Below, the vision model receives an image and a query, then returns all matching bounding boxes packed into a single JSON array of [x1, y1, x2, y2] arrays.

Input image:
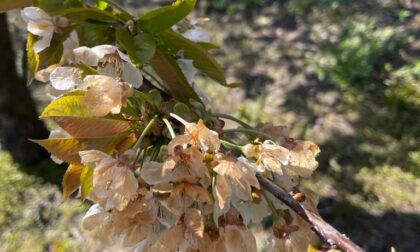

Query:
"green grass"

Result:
[[0, 151, 87, 252]]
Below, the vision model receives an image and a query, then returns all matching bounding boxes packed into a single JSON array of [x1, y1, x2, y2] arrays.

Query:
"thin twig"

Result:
[[256, 173, 365, 252]]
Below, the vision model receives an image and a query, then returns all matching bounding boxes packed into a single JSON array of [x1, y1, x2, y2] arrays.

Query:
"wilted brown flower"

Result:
[[166, 182, 213, 217], [141, 135, 210, 187], [213, 154, 260, 221], [79, 149, 138, 211]]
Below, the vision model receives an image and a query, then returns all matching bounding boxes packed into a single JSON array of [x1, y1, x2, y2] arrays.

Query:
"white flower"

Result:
[[182, 28, 211, 43], [62, 31, 79, 62], [73, 45, 143, 88], [49, 66, 82, 90], [21, 7, 68, 53]]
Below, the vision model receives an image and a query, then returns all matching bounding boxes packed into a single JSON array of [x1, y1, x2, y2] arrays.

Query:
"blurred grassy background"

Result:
[[1, 0, 419, 251]]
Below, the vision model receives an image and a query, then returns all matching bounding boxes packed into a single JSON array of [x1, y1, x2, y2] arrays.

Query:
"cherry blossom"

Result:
[[21, 7, 68, 53]]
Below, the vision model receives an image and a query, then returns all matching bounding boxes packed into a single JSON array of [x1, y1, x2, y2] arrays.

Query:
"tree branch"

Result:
[[256, 173, 365, 252]]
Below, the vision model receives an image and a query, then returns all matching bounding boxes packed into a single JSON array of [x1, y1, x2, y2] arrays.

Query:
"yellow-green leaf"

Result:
[[40, 91, 91, 118], [52, 117, 131, 138], [31, 132, 129, 165], [0, 0, 32, 12], [26, 33, 40, 85], [137, 0, 196, 35], [80, 166, 93, 201], [62, 164, 84, 202]]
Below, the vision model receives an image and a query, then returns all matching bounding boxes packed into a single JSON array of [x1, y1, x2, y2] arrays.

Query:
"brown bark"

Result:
[[256, 173, 365, 252]]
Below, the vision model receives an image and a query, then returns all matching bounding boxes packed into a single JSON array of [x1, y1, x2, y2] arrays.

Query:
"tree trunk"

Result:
[[0, 12, 50, 165]]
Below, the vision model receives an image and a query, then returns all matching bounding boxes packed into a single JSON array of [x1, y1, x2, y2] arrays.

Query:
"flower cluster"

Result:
[[22, 4, 325, 251], [76, 119, 321, 251], [34, 42, 141, 116]]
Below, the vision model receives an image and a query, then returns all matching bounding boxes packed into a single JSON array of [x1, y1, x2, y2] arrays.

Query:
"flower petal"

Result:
[[184, 208, 204, 238], [33, 30, 53, 53], [73, 46, 99, 66], [287, 141, 320, 177], [63, 31, 79, 62], [141, 161, 166, 185], [121, 62, 143, 88], [82, 203, 108, 230], [82, 75, 123, 116], [91, 45, 119, 60], [21, 7, 51, 22], [35, 64, 60, 82], [27, 19, 54, 36], [49, 67, 82, 90], [182, 28, 211, 43], [223, 225, 257, 252]]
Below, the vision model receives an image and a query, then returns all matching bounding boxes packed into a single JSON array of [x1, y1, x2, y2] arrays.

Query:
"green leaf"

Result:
[[148, 89, 162, 108], [137, 0, 196, 35], [62, 164, 84, 202], [35, 0, 64, 12], [76, 63, 99, 77], [53, 7, 122, 22], [0, 0, 32, 12], [78, 24, 115, 47], [173, 102, 197, 122], [31, 132, 129, 165], [149, 48, 200, 103], [159, 30, 238, 88], [196, 42, 219, 51], [80, 166, 93, 201], [51, 117, 131, 138], [116, 28, 156, 65], [40, 91, 91, 118], [26, 33, 39, 85]]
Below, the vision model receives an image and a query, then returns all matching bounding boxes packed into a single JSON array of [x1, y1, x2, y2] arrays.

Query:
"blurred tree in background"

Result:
[[0, 13, 64, 184], [0, 12, 49, 165]]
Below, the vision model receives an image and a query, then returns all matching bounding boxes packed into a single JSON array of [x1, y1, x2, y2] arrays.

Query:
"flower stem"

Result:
[[213, 113, 253, 129], [220, 139, 242, 152], [163, 118, 176, 139], [133, 116, 158, 164], [261, 189, 280, 221], [169, 113, 189, 126], [223, 127, 275, 140]]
